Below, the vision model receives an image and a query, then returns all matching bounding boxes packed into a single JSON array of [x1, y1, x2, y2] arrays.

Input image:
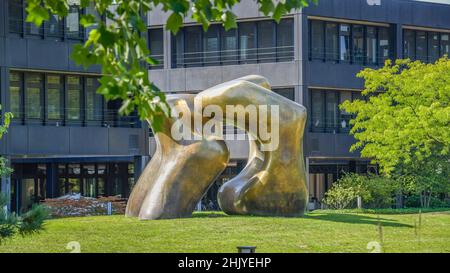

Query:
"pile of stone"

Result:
[[42, 194, 127, 218]]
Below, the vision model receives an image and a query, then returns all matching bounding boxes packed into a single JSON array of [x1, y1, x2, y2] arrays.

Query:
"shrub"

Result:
[[322, 182, 359, 209], [323, 173, 399, 209], [0, 193, 48, 244]]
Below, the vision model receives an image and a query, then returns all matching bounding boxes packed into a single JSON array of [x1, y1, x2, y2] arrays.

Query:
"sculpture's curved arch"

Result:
[[195, 76, 308, 216]]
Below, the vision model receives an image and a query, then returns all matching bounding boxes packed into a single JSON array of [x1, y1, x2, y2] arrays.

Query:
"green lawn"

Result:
[[1, 210, 449, 253]]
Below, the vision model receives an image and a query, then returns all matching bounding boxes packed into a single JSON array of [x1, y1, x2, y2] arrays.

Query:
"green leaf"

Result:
[[166, 12, 183, 34]]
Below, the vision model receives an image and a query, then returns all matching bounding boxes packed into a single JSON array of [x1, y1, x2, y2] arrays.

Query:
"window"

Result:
[[46, 75, 63, 122], [9, 72, 23, 120], [310, 89, 363, 133], [352, 25, 364, 64], [404, 29, 415, 59], [26, 20, 43, 36], [85, 1, 100, 39], [66, 76, 82, 122], [25, 73, 43, 122], [339, 24, 351, 63], [149, 28, 164, 69], [416, 31, 428, 62], [257, 21, 276, 63], [9, 71, 137, 128], [8, 0, 23, 34], [310, 20, 393, 65], [366, 26, 377, 65], [404, 29, 450, 62], [311, 91, 324, 132], [66, 4, 82, 39], [47, 14, 63, 37], [325, 22, 338, 61], [428, 32, 440, 63], [325, 92, 338, 133], [239, 22, 257, 64], [378, 27, 391, 63], [221, 28, 238, 65], [171, 19, 294, 67], [442, 34, 450, 56], [85, 77, 103, 124], [204, 25, 220, 66], [277, 19, 294, 62], [184, 26, 203, 67], [339, 91, 353, 132], [311, 20, 324, 60], [172, 31, 184, 68], [274, 88, 295, 101]]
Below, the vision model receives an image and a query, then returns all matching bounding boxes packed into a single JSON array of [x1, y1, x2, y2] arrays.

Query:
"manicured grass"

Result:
[[1, 210, 449, 253]]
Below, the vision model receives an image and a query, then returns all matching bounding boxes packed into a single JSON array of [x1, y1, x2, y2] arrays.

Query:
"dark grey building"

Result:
[[146, 0, 450, 209], [0, 1, 150, 212]]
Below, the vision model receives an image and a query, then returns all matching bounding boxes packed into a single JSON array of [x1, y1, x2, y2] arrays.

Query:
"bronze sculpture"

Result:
[[125, 94, 229, 220], [195, 76, 308, 217], [126, 75, 308, 219]]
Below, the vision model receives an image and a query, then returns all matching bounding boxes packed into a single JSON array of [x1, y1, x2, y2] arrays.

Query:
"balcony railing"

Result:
[[10, 109, 141, 128], [172, 45, 295, 68], [148, 54, 164, 69], [309, 47, 392, 66], [310, 117, 353, 134]]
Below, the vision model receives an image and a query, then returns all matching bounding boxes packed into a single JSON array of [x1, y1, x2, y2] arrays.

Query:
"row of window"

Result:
[[9, 72, 139, 128], [309, 89, 363, 133], [8, 0, 98, 40], [168, 19, 294, 68], [310, 20, 392, 65], [403, 29, 450, 63]]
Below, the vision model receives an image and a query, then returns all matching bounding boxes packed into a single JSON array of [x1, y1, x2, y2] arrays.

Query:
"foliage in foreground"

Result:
[[0, 194, 49, 245], [25, 0, 318, 131]]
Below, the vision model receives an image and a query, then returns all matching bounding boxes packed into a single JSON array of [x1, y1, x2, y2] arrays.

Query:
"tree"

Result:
[[0, 107, 48, 244], [341, 58, 450, 175], [25, 0, 318, 131]]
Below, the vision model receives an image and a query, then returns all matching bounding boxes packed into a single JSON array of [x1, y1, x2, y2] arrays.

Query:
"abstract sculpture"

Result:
[[195, 76, 308, 217], [125, 94, 229, 219], [126, 75, 308, 219]]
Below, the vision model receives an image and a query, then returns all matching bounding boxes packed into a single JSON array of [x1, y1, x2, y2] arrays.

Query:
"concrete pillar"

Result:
[[164, 29, 172, 69]]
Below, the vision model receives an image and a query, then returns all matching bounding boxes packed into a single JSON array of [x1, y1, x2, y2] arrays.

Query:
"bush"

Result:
[[322, 182, 359, 209], [0, 193, 48, 244], [322, 173, 399, 210], [404, 195, 450, 208]]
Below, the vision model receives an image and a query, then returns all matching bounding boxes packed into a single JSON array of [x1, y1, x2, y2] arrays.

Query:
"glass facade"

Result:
[[309, 89, 363, 133], [9, 71, 139, 128], [310, 19, 393, 65], [8, 0, 84, 39], [10, 162, 135, 213], [66, 76, 82, 123], [46, 75, 63, 123], [25, 73, 44, 122], [171, 19, 294, 68], [9, 72, 23, 119], [148, 28, 164, 69], [404, 29, 450, 62], [8, 0, 23, 34]]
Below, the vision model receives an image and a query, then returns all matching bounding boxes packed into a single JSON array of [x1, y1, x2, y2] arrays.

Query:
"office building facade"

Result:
[[0, 0, 150, 212]]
